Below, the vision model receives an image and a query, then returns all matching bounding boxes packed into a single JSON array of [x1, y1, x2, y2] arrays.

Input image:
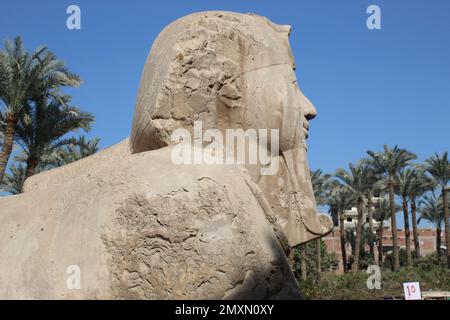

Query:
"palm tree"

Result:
[[407, 167, 435, 257], [424, 152, 450, 268], [336, 162, 373, 271], [373, 197, 392, 265], [327, 184, 355, 273], [0, 36, 81, 183], [359, 160, 380, 262], [0, 37, 34, 182], [418, 194, 445, 256], [395, 169, 415, 265], [310, 169, 331, 282], [14, 96, 93, 182], [367, 145, 417, 271]]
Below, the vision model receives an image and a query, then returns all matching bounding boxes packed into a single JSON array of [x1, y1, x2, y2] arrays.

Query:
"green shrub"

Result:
[[298, 254, 450, 300], [382, 248, 419, 270]]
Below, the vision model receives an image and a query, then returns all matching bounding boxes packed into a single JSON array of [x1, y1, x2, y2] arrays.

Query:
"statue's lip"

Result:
[[303, 120, 310, 139], [303, 120, 310, 130]]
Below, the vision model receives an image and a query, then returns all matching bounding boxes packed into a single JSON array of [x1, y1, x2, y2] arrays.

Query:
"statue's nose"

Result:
[[304, 99, 317, 121], [297, 88, 317, 120]]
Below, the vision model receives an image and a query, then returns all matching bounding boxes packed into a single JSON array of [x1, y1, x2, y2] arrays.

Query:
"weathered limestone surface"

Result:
[[0, 11, 332, 299]]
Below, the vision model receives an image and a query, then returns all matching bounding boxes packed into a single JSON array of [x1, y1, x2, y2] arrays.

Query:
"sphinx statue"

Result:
[[0, 11, 332, 299]]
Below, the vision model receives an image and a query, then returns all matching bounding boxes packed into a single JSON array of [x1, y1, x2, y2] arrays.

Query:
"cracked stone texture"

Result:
[[0, 11, 332, 299]]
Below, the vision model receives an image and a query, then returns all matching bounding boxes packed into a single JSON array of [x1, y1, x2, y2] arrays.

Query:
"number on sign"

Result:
[[406, 284, 416, 297]]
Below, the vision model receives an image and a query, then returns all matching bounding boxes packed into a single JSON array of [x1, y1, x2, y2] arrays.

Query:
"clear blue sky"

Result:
[[1, 0, 449, 226]]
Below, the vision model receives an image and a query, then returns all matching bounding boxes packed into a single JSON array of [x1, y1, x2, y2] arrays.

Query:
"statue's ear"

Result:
[[218, 81, 241, 109]]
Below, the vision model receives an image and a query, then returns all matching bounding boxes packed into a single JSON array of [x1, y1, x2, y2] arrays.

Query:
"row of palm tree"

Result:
[[0, 36, 99, 193], [310, 145, 449, 277]]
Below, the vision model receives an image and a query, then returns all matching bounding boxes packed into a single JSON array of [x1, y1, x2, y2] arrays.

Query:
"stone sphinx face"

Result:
[[240, 54, 332, 247], [241, 63, 317, 153]]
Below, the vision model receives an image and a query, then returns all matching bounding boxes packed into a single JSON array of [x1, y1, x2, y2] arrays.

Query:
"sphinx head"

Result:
[[130, 11, 316, 154], [130, 11, 332, 246]]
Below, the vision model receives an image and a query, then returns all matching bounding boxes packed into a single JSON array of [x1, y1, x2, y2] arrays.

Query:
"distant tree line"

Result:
[[297, 146, 449, 283]]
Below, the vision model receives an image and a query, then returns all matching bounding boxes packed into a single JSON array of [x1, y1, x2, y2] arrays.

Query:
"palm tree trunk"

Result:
[[436, 226, 442, 256], [339, 216, 348, 273], [442, 188, 450, 269], [0, 116, 18, 183], [411, 201, 421, 257], [388, 178, 400, 271], [20, 157, 38, 193], [300, 244, 307, 280], [352, 197, 364, 272], [378, 227, 384, 265], [24, 157, 38, 179], [316, 238, 321, 283], [367, 196, 375, 261], [402, 197, 412, 265]]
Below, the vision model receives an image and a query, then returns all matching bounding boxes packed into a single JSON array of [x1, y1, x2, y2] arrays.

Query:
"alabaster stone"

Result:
[[0, 11, 332, 299]]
